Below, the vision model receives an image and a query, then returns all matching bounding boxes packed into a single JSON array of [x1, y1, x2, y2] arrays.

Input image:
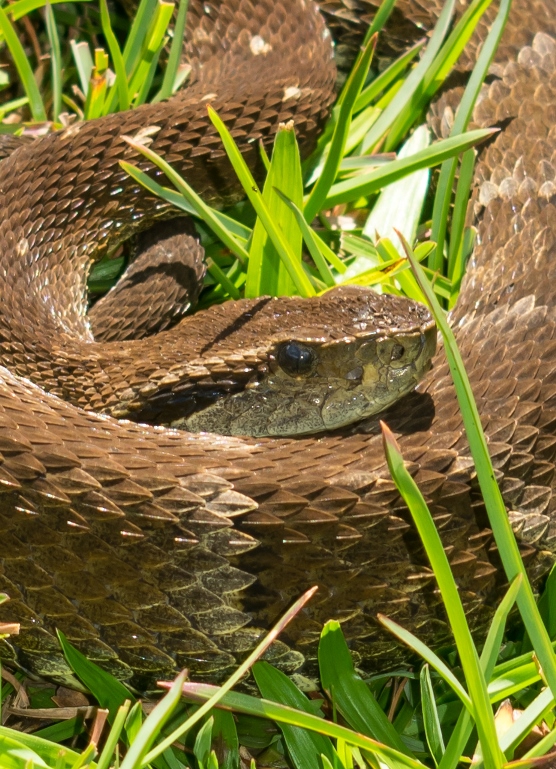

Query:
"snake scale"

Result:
[[1, 0, 556, 690]]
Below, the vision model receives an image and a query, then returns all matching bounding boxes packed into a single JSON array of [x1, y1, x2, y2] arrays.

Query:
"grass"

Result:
[[2, 0, 556, 767]]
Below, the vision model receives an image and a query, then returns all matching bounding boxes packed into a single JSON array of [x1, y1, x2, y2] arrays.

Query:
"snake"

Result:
[[0, 0, 556, 691]]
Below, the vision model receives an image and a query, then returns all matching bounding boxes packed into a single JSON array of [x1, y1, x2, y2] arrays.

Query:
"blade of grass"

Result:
[[45, 0, 62, 122], [247, 121, 304, 297], [119, 671, 186, 769], [0, 5, 47, 121], [120, 141, 249, 264], [318, 620, 411, 755], [253, 662, 336, 769], [385, 0, 493, 150], [428, 0, 510, 272], [377, 615, 472, 711], [143, 587, 319, 766], [70, 40, 93, 97], [274, 189, 337, 287], [303, 33, 376, 223], [157, 0, 188, 100], [354, 41, 424, 113], [381, 422, 504, 769], [323, 128, 496, 208], [178, 683, 425, 769], [420, 665, 445, 766], [96, 701, 131, 769], [359, 0, 456, 154], [401, 232, 556, 725], [99, 0, 130, 112], [208, 106, 315, 296]]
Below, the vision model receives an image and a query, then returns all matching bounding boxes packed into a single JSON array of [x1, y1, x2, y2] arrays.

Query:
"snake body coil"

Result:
[[0, 0, 556, 688]]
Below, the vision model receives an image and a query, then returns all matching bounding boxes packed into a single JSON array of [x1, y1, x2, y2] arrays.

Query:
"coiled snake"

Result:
[[0, 0, 556, 689]]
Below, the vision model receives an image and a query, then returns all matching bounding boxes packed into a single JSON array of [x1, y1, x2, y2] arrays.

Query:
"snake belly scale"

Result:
[[0, 0, 556, 689]]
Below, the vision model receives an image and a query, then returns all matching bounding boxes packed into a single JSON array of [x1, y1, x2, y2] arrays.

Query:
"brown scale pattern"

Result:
[[0, 0, 555, 689]]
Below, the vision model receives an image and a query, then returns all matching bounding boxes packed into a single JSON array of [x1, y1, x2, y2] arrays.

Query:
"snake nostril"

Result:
[[390, 344, 405, 361], [345, 366, 363, 381]]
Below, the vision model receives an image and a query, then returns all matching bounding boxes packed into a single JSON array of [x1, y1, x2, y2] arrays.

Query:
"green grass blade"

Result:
[[45, 0, 62, 122], [4, 0, 92, 21], [497, 688, 554, 760], [324, 128, 495, 208], [303, 34, 376, 223], [318, 620, 411, 755], [253, 662, 336, 769], [57, 631, 135, 721], [378, 615, 472, 711], [381, 422, 504, 769], [354, 41, 424, 113], [120, 142, 249, 264], [247, 121, 304, 297], [158, 0, 188, 100], [386, 0, 493, 150], [274, 189, 337, 287], [99, 0, 130, 112], [0, 725, 82, 769], [429, 0, 510, 272], [420, 666, 445, 766], [0, 5, 47, 121], [359, 0, 455, 154], [128, 0, 174, 105], [119, 672, 186, 769], [178, 684, 425, 769], [96, 701, 131, 769], [70, 40, 93, 97], [131, 34, 166, 106], [144, 588, 319, 766], [447, 148, 476, 280], [401, 233, 556, 726], [208, 106, 315, 296]]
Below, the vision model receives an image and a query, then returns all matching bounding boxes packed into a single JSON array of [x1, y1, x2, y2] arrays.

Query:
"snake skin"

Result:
[[0, 0, 556, 689]]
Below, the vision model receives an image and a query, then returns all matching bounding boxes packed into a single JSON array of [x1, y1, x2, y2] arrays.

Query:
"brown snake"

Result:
[[1, 0, 556, 690]]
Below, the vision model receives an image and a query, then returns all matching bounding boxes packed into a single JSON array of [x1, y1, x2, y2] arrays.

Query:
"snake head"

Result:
[[153, 285, 436, 437]]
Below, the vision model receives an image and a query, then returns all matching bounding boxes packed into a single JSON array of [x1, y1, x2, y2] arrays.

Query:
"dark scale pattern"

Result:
[[0, 0, 555, 688]]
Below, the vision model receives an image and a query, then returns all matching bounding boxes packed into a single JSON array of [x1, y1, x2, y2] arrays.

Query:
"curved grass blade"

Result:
[[57, 631, 135, 721], [120, 140, 249, 264], [253, 662, 336, 769], [324, 128, 495, 208], [303, 33, 376, 223], [119, 671, 186, 769], [381, 422, 503, 769], [0, 5, 47, 121], [401, 233, 556, 710], [178, 683, 425, 769], [144, 587, 319, 765], [318, 620, 411, 754], [377, 614, 472, 711]]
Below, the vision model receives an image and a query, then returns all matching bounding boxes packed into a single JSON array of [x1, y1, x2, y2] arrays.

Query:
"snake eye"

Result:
[[277, 342, 315, 377], [391, 344, 405, 361]]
